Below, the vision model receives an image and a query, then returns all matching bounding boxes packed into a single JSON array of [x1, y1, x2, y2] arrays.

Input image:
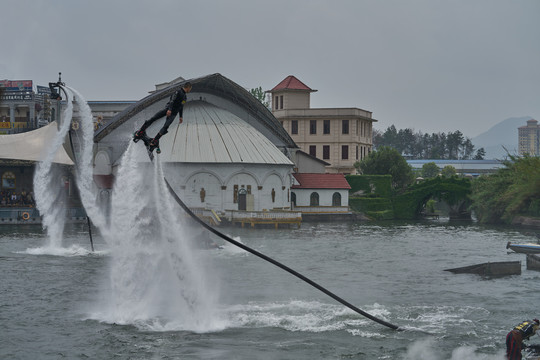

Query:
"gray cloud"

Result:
[[2, 0, 539, 137]]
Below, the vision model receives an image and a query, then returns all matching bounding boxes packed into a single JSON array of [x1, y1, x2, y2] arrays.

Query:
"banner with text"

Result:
[[0, 80, 33, 92]]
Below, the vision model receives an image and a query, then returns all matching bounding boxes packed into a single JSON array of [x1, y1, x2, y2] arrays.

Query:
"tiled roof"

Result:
[[292, 173, 351, 189], [271, 75, 315, 92]]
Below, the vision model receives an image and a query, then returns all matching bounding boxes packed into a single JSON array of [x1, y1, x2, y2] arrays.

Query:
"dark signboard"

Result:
[[37, 85, 51, 94]]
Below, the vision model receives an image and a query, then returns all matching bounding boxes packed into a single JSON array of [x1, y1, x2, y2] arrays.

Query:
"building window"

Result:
[[310, 120, 317, 134], [356, 145, 358, 160], [233, 184, 238, 203], [332, 192, 342, 206], [291, 192, 296, 207], [280, 95, 284, 109], [323, 120, 330, 134], [323, 145, 330, 160], [291, 120, 298, 134], [275, 96, 279, 110], [310, 192, 319, 206], [309, 145, 316, 157], [342, 145, 349, 160], [342, 120, 349, 134], [2, 171, 15, 189]]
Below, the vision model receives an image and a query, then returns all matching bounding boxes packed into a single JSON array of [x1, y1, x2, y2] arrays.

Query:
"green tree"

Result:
[[421, 162, 440, 178], [460, 138, 475, 160], [474, 147, 486, 160], [373, 125, 481, 160], [249, 86, 270, 109], [441, 165, 457, 178], [470, 155, 540, 223], [358, 146, 414, 189]]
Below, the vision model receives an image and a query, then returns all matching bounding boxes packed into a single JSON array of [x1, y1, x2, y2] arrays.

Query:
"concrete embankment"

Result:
[[512, 216, 540, 229]]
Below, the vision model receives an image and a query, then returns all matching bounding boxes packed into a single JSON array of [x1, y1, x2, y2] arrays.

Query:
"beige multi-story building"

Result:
[[268, 75, 376, 174], [518, 119, 540, 156]]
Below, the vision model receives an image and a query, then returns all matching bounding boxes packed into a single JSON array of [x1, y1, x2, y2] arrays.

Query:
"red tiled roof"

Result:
[[271, 75, 315, 92], [292, 173, 351, 189]]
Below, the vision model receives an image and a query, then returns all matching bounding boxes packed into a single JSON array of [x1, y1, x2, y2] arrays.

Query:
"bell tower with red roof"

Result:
[[268, 75, 317, 111]]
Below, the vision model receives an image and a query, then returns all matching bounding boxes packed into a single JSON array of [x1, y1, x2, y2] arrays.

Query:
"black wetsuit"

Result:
[[139, 87, 188, 138]]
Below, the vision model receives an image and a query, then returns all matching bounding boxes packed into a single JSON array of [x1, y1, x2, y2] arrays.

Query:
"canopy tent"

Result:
[[0, 122, 74, 165]]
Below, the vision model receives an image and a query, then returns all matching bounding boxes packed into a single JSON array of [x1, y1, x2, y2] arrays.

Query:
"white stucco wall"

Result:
[[291, 188, 349, 207], [163, 163, 293, 211]]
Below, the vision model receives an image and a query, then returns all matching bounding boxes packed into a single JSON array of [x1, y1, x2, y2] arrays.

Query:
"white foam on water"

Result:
[[217, 235, 249, 256], [21, 244, 94, 257], [224, 299, 384, 335], [404, 338, 506, 360], [396, 304, 490, 335]]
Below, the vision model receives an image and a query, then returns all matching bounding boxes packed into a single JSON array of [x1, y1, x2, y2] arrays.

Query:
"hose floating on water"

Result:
[[163, 178, 401, 331]]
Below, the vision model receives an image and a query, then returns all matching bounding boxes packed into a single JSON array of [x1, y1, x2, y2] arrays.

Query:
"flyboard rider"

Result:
[[49, 81, 64, 100], [133, 82, 192, 149]]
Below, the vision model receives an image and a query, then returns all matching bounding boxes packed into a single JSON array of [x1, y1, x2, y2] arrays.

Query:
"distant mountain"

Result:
[[472, 116, 532, 159]]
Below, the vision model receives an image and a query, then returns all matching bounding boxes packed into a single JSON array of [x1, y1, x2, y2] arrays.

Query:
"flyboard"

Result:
[[133, 141, 400, 331], [133, 131, 161, 161]]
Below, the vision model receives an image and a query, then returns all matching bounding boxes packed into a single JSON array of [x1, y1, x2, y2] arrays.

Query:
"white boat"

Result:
[[506, 241, 540, 254]]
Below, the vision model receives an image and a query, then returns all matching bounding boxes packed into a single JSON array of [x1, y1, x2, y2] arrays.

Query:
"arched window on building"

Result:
[[310, 192, 319, 206], [291, 192, 296, 207], [332, 192, 342, 206], [2, 171, 15, 189]]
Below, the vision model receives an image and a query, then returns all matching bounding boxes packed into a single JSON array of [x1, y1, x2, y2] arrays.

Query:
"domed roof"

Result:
[[158, 100, 294, 165]]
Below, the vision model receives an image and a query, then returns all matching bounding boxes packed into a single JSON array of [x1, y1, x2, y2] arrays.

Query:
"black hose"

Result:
[[163, 178, 401, 331]]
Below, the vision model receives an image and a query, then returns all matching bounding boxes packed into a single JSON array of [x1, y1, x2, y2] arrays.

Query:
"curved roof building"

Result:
[[92, 74, 297, 212], [156, 101, 292, 165], [95, 73, 296, 164]]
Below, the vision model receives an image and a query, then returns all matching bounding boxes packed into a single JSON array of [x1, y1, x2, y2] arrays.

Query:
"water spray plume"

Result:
[[33, 89, 73, 248], [98, 143, 221, 331]]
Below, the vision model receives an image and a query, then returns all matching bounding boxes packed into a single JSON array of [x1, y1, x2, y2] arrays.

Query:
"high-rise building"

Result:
[[518, 119, 540, 156]]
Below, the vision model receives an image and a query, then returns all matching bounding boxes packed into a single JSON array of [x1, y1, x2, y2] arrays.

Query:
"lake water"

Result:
[[1, 220, 539, 359]]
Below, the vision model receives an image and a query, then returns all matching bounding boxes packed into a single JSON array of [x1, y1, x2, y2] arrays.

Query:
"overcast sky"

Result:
[[3, 0, 539, 137]]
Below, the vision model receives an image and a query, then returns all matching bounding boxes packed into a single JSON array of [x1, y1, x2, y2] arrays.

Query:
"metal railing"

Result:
[[293, 206, 350, 213]]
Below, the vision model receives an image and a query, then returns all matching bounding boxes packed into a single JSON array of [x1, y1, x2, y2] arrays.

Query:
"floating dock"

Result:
[[445, 261, 521, 277], [526, 254, 540, 271]]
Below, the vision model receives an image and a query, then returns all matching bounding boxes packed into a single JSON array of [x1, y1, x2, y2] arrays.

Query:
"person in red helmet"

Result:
[[506, 319, 539, 360]]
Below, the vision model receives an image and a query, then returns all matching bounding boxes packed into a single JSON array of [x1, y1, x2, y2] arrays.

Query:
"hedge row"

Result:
[[347, 176, 472, 220], [345, 175, 392, 198]]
